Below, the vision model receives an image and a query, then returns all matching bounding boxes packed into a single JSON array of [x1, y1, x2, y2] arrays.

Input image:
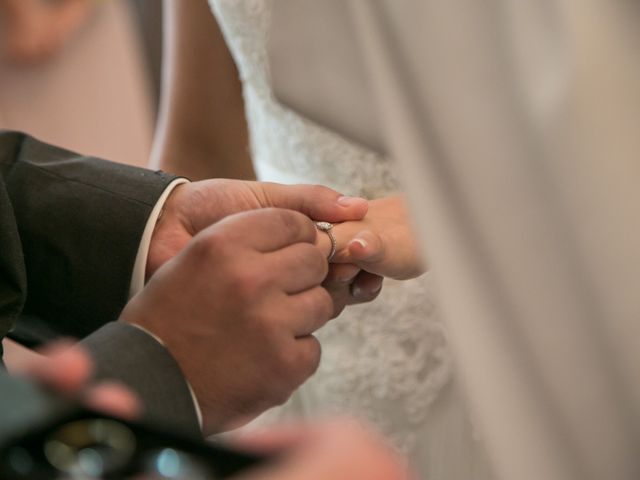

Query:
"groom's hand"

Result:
[[122, 208, 332, 434], [321, 264, 384, 317], [146, 179, 368, 278]]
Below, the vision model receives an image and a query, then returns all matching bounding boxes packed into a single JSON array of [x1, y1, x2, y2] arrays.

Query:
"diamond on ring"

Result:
[[316, 221, 337, 261]]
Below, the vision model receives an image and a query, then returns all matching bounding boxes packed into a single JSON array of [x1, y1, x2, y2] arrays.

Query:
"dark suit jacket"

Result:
[[0, 131, 200, 437]]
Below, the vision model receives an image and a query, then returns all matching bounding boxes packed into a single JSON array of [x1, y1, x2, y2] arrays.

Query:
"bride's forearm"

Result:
[[152, 131, 254, 181], [150, 0, 254, 181]]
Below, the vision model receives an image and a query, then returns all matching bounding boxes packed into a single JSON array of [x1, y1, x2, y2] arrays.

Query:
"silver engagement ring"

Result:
[[316, 221, 337, 261]]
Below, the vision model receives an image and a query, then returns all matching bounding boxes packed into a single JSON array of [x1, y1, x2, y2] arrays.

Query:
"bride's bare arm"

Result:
[[150, 0, 255, 180], [316, 195, 426, 280]]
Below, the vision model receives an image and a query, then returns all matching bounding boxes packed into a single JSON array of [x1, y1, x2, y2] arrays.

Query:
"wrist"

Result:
[[145, 182, 191, 280]]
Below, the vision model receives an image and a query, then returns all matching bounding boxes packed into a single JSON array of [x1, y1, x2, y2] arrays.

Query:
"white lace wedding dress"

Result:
[[209, 1, 492, 478]]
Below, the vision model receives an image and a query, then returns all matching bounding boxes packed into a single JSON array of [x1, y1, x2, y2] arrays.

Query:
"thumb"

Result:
[[347, 230, 386, 265], [260, 183, 368, 222]]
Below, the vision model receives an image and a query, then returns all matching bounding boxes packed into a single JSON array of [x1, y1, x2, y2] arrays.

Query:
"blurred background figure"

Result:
[[0, 0, 164, 369], [0, 0, 91, 65], [0, 0, 154, 166]]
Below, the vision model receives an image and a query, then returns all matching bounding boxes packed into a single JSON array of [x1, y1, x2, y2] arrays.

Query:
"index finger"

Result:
[[215, 208, 317, 252]]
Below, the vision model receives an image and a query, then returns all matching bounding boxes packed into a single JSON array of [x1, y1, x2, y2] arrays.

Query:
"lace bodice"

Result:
[[209, 0, 453, 455], [209, 0, 397, 199]]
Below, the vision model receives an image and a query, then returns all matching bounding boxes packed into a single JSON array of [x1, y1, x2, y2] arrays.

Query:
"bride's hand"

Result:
[[316, 195, 426, 280]]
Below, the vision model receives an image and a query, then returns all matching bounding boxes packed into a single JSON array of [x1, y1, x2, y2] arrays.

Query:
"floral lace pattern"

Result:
[[209, 0, 452, 454]]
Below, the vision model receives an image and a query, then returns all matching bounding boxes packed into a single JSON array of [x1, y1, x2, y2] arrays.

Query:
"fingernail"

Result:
[[337, 196, 366, 207], [349, 238, 368, 249], [352, 281, 382, 299], [339, 271, 359, 284]]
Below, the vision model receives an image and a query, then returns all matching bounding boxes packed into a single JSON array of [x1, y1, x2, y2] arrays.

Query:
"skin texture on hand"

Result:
[[124, 208, 336, 435], [146, 179, 377, 318], [146, 179, 368, 279], [230, 420, 414, 480], [316, 194, 426, 280]]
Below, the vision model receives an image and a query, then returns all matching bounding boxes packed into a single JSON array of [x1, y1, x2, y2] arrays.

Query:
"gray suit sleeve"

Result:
[[0, 130, 179, 345], [81, 322, 201, 439]]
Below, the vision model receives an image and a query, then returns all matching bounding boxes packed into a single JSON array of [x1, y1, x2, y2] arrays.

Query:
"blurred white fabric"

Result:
[[267, 1, 640, 479], [207, 3, 493, 479]]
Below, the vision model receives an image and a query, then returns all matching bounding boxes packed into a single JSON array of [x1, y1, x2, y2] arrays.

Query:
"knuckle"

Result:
[[279, 342, 321, 387], [300, 288, 332, 322], [309, 184, 330, 199], [265, 359, 298, 406], [229, 266, 266, 299], [276, 343, 297, 371], [312, 247, 330, 277], [331, 293, 348, 318], [194, 229, 228, 259], [300, 244, 328, 278], [279, 210, 302, 239], [253, 309, 279, 336], [270, 386, 294, 407], [315, 287, 335, 319], [307, 290, 334, 329], [299, 337, 322, 377], [256, 372, 291, 409], [280, 209, 315, 243]]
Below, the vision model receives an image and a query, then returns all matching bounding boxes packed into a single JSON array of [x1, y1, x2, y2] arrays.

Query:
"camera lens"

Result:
[[44, 419, 136, 477], [4, 447, 35, 477], [142, 448, 215, 479]]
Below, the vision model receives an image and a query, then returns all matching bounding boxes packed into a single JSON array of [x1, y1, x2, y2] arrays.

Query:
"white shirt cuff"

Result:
[[129, 178, 189, 298], [127, 178, 203, 430]]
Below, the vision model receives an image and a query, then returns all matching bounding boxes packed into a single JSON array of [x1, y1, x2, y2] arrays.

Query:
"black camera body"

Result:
[[0, 375, 267, 479]]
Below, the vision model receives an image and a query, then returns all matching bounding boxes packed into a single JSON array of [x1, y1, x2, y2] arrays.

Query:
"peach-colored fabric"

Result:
[[0, 0, 153, 166]]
